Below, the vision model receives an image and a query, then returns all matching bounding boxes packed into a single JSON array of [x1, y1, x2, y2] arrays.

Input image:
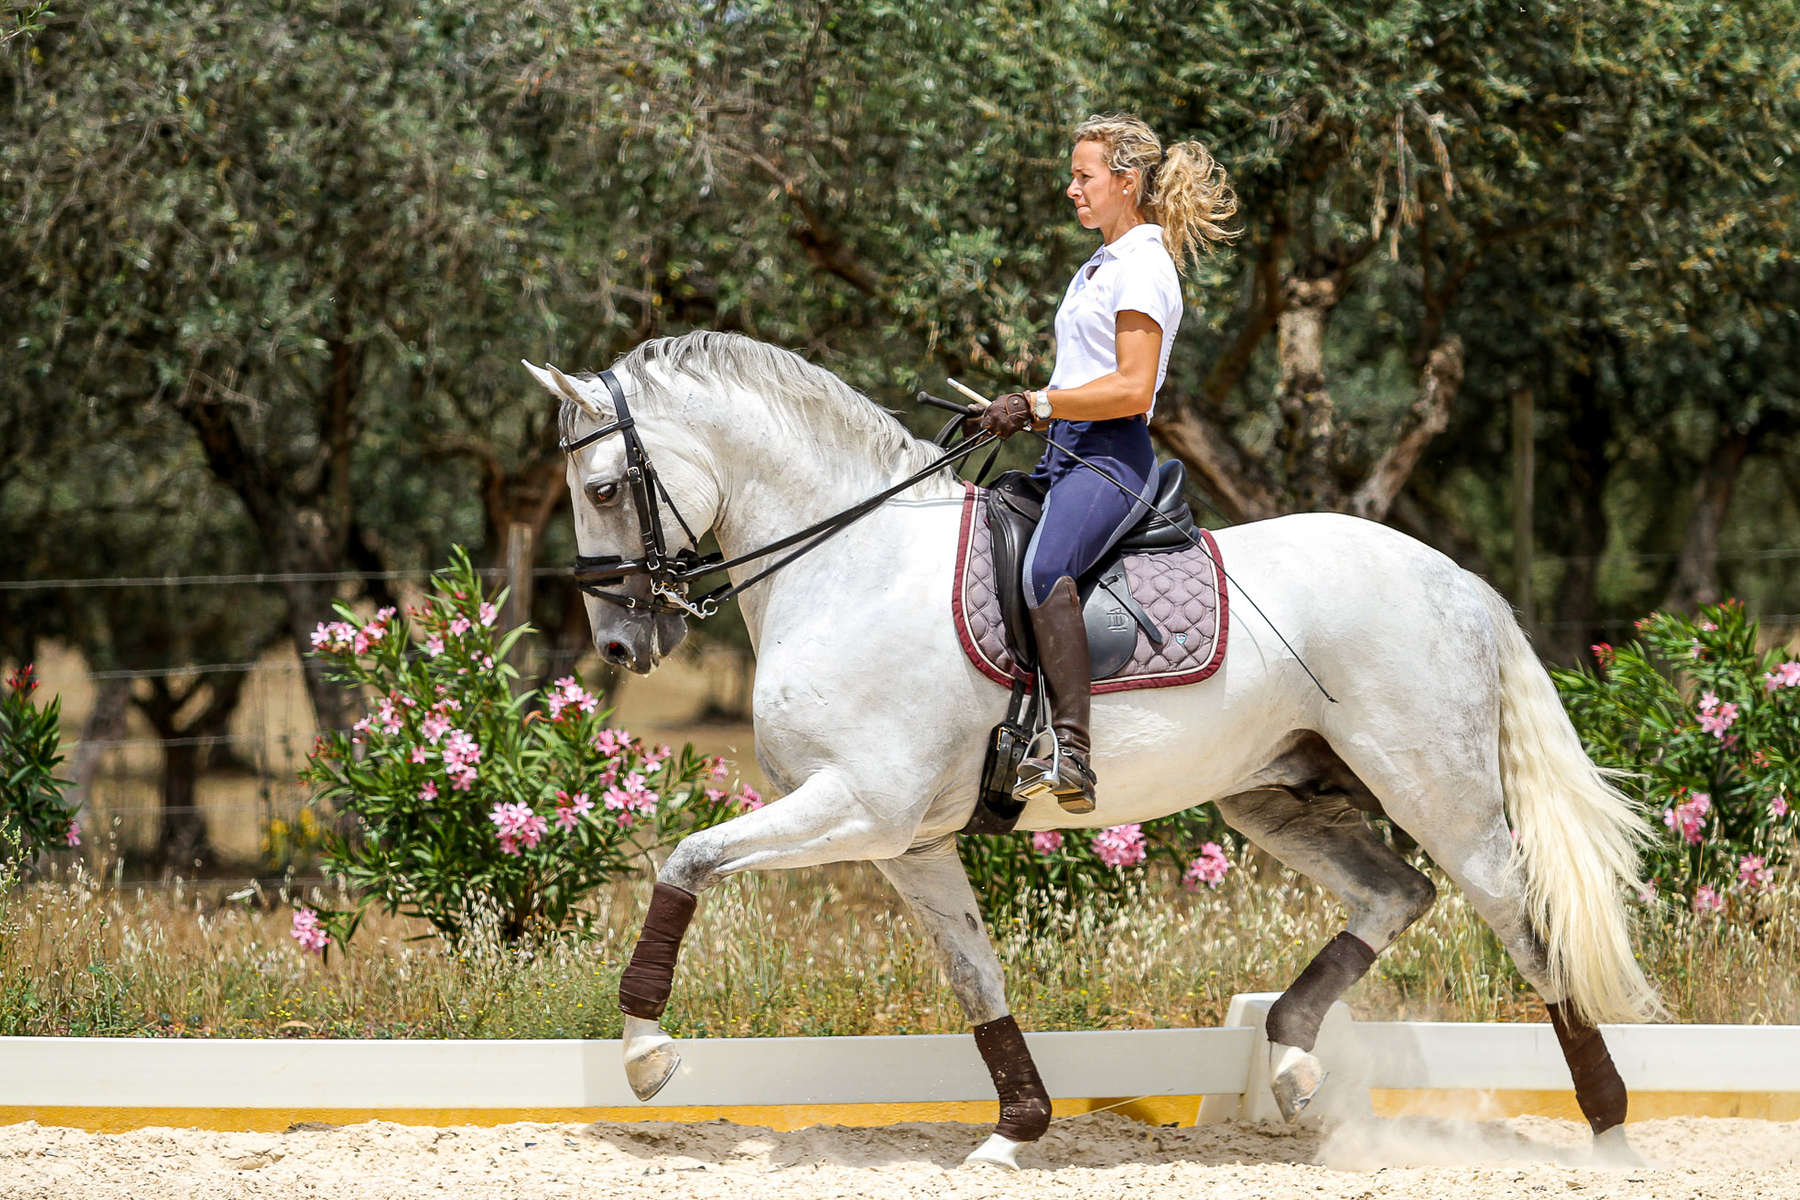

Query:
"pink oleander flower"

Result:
[[376, 697, 403, 735], [1636, 879, 1657, 904], [497, 833, 520, 856], [1031, 830, 1063, 856], [489, 802, 546, 848], [1697, 692, 1739, 740], [1692, 885, 1725, 915], [554, 790, 594, 831], [1739, 854, 1773, 891], [1662, 791, 1711, 845], [1590, 642, 1614, 667], [1183, 842, 1232, 891], [705, 787, 724, 803], [64, 819, 81, 847], [410, 745, 428, 765], [547, 676, 600, 721], [604, 773, 661, 823], [5, 663, 37, 693], [448, 616, 472, 636], [711, 759, 730, 781], [644, 745, 671, 771], [419, 780, 438, 802], [1699, 620, 1718, 632], [737, 786, 764, 812], [481, 654, 495, 669], [1774, 793, 1791, 819], [1764, 661, 1800, 691], [1092, 823, 1146, 869], [424, 635, 445, 657], [309, 621, 358, 653], [449, 765, 477, 791], [291, 908, 330, 954], [479, 601, 499, 627], [594, 728, 632, 756], [441, 729, 482, 770], [421, 713, 452, 744]]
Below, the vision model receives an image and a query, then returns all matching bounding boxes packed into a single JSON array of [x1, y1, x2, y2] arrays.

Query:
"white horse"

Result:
[[524, 331, 1657, 1169]]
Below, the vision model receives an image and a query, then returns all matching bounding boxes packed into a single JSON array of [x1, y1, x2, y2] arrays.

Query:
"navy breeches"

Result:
[[1023, 417, 1156, 606]]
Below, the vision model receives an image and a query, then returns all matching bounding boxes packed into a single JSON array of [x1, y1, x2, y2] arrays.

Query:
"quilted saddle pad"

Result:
[[950, 483, 1229, 695]]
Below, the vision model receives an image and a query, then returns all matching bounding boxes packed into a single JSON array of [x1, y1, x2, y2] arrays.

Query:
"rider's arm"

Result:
[[1036, 310, 1163, 421]]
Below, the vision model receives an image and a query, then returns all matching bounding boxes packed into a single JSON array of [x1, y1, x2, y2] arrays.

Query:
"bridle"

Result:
[[560, 368, 995, 621]]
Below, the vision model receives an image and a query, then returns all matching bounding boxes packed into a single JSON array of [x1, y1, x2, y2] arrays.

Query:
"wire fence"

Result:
[[4, 561, 1794, 878]]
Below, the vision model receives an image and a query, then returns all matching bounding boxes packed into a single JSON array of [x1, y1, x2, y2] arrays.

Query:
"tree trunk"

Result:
[[1275, 275, 1341, 511], [156, 740, 211, 872], [1542, 387, 1614, 664], [1663, 430, 1752, 611], [67, 676, 131, 833]]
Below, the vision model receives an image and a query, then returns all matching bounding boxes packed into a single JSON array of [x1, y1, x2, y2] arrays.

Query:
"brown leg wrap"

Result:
[[618, 882, 697, 1020], [1265, 931, 1377, 1053], [973, 1015, 1052, 1142], [1547, 1000, 1628, 1134]]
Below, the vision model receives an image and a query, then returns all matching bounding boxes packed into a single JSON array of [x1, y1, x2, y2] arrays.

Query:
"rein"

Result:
[[561, 369, 995, 619]]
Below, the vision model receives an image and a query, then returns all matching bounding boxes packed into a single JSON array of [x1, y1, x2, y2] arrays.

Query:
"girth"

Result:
[[984, 460, 1199, 677]]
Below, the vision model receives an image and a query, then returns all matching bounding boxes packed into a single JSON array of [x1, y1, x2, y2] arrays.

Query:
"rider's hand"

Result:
[[967, 392, 1034, 440]]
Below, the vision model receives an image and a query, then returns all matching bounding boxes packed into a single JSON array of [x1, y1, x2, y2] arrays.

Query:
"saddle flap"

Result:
[[1080, 563, 1145, 680]]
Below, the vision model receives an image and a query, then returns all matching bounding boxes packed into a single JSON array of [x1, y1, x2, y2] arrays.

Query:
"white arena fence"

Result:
[[3, 994, 1795, 1124]]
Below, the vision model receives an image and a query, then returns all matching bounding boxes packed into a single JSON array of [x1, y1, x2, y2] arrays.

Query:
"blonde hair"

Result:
[[1072, 113, 1239, 271]]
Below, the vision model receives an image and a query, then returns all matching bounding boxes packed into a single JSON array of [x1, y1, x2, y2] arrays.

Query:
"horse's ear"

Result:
[[520, 360, 612, 420]]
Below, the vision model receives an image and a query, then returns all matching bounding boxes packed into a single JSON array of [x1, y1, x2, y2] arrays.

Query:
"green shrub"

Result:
[[0, 664, 78, 863], [961, 807, 1238, 933], [298, 548, 743, 952], [1553, 600, 1799, 913]]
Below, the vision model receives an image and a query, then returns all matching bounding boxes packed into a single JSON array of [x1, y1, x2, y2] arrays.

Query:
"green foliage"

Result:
[[298, 549, 742, 949], [0, 664, 78, 863], [1554, 602, 1799, 910], [961, 811, 1238, 934]]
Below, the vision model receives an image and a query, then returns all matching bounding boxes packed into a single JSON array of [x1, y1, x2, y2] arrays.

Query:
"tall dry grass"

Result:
[[2, 859, 1795, 1039]]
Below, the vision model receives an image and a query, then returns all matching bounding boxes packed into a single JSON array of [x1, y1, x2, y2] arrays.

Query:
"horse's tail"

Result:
[[1480, 583, 1662, 1026]]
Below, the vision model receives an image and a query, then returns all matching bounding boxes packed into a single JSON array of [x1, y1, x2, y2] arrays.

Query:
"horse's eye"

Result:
[[587, 481, 622, 508]]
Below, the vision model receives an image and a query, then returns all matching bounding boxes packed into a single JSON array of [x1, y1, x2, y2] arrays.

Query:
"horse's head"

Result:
[[524, 360, 717, 674]]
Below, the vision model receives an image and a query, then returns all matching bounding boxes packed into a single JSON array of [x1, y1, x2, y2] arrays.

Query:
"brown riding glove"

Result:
[[964, 392, 1035, 440]]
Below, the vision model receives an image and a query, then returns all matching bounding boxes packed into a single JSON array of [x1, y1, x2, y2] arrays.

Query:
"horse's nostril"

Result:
[[604, 641, 630, 665]]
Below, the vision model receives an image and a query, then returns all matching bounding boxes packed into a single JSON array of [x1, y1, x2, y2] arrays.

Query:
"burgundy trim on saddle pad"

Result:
[[951, 482, 1230, 696]]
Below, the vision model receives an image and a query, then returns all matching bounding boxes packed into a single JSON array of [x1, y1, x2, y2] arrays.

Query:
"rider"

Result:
[[971, 113, 1238, 815]]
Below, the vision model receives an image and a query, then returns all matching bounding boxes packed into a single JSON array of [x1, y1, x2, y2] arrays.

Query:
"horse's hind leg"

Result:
[[875, 835, 1049, 1171], [1332, 739, 1636, 1158], [1214, 786, 1437, 1120]]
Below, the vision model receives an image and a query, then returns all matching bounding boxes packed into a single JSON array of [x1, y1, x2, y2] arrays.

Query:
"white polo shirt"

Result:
[[1046, 223, 1183, 416]]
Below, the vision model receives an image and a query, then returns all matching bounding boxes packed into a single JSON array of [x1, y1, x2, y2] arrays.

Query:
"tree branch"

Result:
[[1349, 336, 1465, 521]]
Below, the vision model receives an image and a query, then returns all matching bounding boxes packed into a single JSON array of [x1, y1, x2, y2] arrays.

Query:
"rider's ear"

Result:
[[521, 360, 614, 422]]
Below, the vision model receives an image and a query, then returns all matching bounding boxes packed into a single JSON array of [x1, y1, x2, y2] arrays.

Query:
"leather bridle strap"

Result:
[[561, 368, 994, 619]]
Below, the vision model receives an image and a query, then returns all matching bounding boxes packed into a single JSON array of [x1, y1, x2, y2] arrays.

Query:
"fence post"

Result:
[[1512, 388, 1536, 642], [503, 522, 534, 674]]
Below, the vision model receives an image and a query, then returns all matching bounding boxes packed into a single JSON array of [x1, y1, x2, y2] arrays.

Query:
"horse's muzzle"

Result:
[[594, 611, 689, 675]]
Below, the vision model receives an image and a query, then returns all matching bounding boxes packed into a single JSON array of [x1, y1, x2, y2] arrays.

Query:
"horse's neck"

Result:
[[693, 386, 957, 637]]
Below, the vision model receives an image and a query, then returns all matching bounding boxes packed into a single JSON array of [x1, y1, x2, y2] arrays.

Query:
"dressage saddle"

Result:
[[983, 459, 1199, 680]]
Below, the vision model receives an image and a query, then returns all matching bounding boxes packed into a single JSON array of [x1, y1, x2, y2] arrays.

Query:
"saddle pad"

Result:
[[951, 482, 1229, 695]]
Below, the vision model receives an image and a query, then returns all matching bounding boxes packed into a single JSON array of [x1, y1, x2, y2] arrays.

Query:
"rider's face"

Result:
[[1066, 139, 1136, 233]]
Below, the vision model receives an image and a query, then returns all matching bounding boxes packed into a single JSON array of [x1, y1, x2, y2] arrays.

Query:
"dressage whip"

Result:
[[942, 379, 1338, 705]]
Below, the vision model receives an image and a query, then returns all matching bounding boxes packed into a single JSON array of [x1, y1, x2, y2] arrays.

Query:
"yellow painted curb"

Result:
[[6, 1092, 1793, 1134], [0, 1096, 1200, 1134]]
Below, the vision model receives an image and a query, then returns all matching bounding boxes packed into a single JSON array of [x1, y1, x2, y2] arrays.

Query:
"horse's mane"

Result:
[[559, 331, 942, 478]]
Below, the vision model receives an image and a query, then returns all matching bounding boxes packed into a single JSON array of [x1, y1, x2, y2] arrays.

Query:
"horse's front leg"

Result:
[[616, 768, 914, 1101], [875, 835, 1049, 1171]]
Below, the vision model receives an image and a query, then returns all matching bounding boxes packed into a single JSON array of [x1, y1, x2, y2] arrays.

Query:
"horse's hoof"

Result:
[[622, 1015, 682, 1102], [1592, 1125, 1646, 1168], [1270, 1042, 1327, 1123], [963, 1132, 1024, 1170]]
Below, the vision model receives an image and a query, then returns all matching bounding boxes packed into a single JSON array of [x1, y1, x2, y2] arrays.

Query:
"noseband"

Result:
[[559, 369, 996, 621]]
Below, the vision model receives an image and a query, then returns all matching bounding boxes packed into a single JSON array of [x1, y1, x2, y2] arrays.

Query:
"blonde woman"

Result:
[[971, 113, 1238, 815]]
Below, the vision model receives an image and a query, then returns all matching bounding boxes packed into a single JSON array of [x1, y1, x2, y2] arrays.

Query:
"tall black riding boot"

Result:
[[1015, 575, 1098, 814]]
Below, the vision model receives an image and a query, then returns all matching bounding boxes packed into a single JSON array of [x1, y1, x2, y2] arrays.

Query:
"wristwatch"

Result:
[[1031, 389, 1053, 422]]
